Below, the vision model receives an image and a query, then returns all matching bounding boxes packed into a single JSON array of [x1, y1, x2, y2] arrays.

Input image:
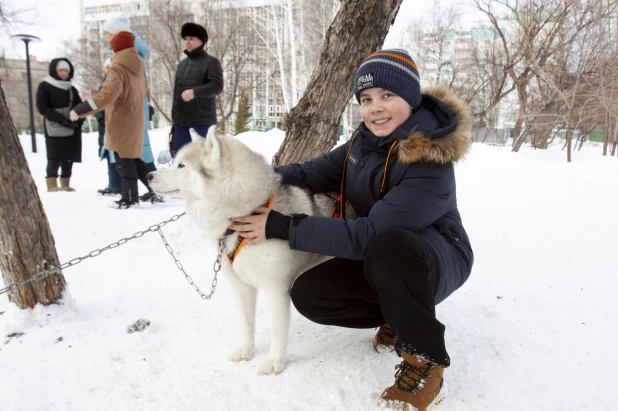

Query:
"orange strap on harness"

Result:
[[229, 194, 275, 263], [331, 133, 398, 218]]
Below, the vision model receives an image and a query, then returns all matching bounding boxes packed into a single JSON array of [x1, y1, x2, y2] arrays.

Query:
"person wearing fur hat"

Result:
[[170, 22, 223, 154], [228, 49, 474, 410], [36, 58, 84, 192], [71, 31, 152, 209]]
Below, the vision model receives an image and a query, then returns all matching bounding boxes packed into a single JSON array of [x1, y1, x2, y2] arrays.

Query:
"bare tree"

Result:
[[0, 80, 66, 308], [275, 0, 404, 165], [200, 2, 273, 133], [142, 0, 193, 124]]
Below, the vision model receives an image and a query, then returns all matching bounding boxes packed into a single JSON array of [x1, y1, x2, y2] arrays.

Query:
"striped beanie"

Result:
[[354, 49, 421, 110]]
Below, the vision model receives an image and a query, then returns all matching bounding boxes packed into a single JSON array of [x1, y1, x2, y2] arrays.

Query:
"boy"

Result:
[[229, 49, 474, 409]]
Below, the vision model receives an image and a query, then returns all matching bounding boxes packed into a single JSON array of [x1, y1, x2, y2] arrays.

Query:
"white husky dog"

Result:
[[148, 128, 334, 375]]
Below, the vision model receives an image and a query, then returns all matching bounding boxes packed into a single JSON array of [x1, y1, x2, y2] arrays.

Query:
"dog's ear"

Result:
[[203, 131, 221, 159], [189, 128, 203, 143], [206, 126, 216, 140]]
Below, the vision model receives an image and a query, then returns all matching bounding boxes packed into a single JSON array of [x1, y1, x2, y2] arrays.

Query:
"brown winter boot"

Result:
[[59, 177, 75, 192], [46, 177, 59, 192], [378, 352, 446, 411], [372, 324, 397, 352]]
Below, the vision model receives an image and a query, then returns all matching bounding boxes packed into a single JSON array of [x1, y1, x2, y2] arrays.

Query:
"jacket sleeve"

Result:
[[287, 164, 456, 259], [36, 83, 67, 123], [71, 86, 83, 108], [192, 58, 223, 98], [171, 64, 179, 120], [73, 69, 124, 117], [133, 34, 149, 60], [275, 141, 349, 192]]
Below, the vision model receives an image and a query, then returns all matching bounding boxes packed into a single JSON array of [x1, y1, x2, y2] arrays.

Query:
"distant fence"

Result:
[[472, 128, 510, 146]]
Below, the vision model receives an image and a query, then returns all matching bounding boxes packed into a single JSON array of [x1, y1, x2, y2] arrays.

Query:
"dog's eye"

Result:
[[177, 163, 185, 168]]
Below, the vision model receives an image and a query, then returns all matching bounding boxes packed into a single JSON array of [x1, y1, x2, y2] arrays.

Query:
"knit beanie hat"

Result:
[[103, 14, 131, 35], [181, 22, 208, 45], [110, 31, 135, 53], [55, 60, 70, 71], [354, 49, 422, 110]]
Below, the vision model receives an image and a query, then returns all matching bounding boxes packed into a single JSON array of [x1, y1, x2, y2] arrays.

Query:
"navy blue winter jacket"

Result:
[[275, 86, 474, 304]]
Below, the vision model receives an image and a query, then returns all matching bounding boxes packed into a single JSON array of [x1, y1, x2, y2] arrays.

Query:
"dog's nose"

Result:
[[146, 172, 153, 182]]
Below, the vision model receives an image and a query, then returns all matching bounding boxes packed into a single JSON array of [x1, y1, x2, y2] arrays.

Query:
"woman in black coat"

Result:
[[36, 58, 83, 192]]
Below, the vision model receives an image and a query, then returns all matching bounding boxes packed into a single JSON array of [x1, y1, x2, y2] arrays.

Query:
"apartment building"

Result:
[[80, 0, 340, 133]]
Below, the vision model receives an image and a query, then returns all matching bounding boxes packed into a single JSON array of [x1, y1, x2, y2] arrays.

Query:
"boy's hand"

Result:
[[228, 207, 272, 245]]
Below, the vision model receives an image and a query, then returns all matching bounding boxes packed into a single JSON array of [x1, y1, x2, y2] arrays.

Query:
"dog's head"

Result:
[[148, 127, 225, 200], [148, 128, 279, 214]]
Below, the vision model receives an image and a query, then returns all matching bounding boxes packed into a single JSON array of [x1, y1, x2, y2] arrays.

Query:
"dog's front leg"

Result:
[[257, 288, 291, 375], [227, 278, 257, 362]]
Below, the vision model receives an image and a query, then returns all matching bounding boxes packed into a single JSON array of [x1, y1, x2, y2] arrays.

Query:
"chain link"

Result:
[[157, 228, 226, 300], [0, 213, 189, 296]]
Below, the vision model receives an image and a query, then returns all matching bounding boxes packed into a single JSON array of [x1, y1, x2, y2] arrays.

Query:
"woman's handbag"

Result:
[[44, 88, 74, 137]]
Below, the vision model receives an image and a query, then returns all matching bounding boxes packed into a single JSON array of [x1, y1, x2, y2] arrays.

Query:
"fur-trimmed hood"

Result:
[[397, 85, 472, 164]]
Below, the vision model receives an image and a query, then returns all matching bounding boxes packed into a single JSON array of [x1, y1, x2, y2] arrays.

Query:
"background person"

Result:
[[102, 14, 160, 201], [71, 31, 152, 209], [36, 58, 83, 192], [170, 22, 223, 154]]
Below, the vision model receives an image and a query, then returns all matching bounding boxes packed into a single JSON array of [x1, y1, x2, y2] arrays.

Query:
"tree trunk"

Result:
[[511, 82, 529, 153], [274, 0, 404, 165], [566, 125, 572, 163], [0, 79, 66, 309], [603, 112, 609, 156]]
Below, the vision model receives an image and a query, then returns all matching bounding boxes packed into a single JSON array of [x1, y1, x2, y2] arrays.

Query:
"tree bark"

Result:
[[566, 125, 573, 163], [0, 79, 66, 309], [274, 0, 404, 165], [603, 111, 609, 156]]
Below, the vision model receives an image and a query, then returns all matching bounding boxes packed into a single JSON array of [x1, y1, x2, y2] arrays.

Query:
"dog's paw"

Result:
[[228, 346, 254, 362], [257, 357, 285, 375]]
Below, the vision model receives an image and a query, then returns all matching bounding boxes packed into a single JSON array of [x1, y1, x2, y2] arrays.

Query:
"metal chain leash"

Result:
[[0, 212, 221, 299], [157, 229, 226, 300]]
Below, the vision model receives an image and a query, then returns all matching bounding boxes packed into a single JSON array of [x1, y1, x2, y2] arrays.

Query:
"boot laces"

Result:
[[393, 360, 435, 395]]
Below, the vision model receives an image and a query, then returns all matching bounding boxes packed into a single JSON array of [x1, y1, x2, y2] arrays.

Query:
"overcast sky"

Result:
[[0, 0, 482, 63]]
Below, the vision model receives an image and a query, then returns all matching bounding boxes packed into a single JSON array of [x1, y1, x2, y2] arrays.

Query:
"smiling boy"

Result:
[[229, 49, 474, 410]]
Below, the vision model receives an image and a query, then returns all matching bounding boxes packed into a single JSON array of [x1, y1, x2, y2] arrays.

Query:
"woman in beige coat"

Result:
[[71, 31, 152, 209]]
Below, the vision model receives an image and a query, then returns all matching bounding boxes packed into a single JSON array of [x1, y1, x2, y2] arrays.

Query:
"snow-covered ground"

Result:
[[1, 128, 616, 410]]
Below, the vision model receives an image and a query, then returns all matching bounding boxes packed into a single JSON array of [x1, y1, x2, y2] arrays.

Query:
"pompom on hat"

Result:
[[181, 22, 208, 45], [354, 49, 422, 110], [103, 14, 131, 35]]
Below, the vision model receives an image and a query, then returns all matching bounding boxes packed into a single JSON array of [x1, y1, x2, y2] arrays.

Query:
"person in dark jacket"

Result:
[[228, 49, 474, 410], [170, 22, 223, 154], [36, 58, 83, 192]]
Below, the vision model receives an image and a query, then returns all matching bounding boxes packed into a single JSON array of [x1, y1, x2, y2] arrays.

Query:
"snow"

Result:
[[1, 129, 617, 410]]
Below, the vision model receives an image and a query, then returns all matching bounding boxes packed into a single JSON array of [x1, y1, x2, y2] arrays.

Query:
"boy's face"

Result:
[[359, 87, 413, 137]]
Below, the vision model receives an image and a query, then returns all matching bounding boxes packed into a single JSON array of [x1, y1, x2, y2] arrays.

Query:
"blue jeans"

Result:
[[172, 124, 211, 153]]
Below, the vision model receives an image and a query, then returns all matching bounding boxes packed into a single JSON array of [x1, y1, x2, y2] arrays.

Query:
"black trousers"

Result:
[[290, 228, 450, 367], [46, 159, 73, 178], [114, 153, 152, 203]]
